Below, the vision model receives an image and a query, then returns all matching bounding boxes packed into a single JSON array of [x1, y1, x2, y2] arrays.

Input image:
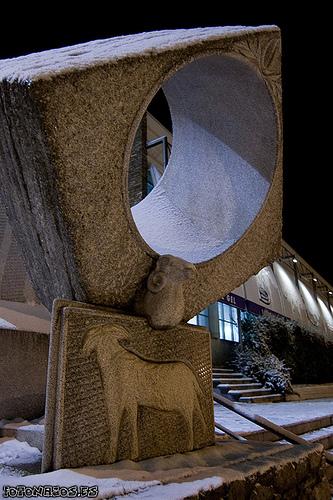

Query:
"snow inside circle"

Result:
[[131, 54, 277, 263]]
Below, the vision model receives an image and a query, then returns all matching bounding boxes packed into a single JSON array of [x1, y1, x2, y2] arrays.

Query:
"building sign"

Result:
[[222, 293, 246, 310], [222, 293, 284, 319], [258, 286, 271, 305]]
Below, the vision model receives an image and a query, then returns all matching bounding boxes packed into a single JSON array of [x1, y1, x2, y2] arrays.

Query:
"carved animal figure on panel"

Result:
[[82, 323, 207, 463], [135, 254, 197, 329]]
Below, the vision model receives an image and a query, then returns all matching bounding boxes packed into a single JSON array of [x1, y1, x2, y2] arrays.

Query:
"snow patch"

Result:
[[115, 476, 223, 499], [0, 467, 222, 500], [0, 318, 16, 329], [0, 439, 41, 466]]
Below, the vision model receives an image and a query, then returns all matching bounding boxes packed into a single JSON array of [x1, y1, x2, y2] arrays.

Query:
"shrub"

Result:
[[235, 312, 333, 388], [235, 314, 293, 394]]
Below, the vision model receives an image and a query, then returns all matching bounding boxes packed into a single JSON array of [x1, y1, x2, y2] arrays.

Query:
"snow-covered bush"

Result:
[[235, 313, 293, 394], [236, 313, 333, 387]]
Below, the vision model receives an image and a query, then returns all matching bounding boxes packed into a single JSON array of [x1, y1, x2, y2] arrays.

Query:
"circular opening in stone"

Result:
[[131, 54, 277, 263]]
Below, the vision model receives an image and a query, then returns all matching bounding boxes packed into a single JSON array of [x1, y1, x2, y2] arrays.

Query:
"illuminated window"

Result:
[[188, 308, 209, 328], [147, 169, 154, 193], [147, 165, 162, 194], [218, 302, 239, 342]]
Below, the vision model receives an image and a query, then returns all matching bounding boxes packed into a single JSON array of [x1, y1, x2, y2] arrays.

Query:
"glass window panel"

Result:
[[198, 314, 209, 327], [224, 304, 231, 322], [200, 308, 209, 317], [229, 306, 237, 323], [218, 320, 224, 339], [217, 302, 240, 342], [223, 321, 233, 341], [188, 316, 198, 325]]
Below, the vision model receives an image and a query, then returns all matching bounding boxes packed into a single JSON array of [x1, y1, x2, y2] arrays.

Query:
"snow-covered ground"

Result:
[[0, 438, 41, 467], [1, 399, 333, 498], [0, 440, 223, 499], [0, 458, 223, 500]]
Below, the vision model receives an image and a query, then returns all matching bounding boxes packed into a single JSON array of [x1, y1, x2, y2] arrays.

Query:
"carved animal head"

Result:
[[147, 255, 197, 294], [82, 324, 129, 356]]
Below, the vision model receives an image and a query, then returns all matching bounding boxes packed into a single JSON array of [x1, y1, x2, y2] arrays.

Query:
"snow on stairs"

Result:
[[278, 424, 333, 478], [241, 414, 333, 453], [280, 425, 333, 451], [238, 394, 284, 403], [0, 417, 44, 451], [213, 366, 283, 403]]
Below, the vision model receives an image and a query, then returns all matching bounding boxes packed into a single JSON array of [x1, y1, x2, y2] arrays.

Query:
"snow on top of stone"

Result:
[[0, 26, 278, 82]]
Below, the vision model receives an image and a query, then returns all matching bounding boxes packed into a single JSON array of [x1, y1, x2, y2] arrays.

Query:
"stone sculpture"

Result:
[[135, 254, 196, 329], [0, 26, 282, 320], [0, 25, 283, 471], [83, 323, 207, 462]]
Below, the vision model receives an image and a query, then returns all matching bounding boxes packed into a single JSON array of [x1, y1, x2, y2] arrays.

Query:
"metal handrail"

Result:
[[213, 392, 309, 445], [213, 392, 333, 464]]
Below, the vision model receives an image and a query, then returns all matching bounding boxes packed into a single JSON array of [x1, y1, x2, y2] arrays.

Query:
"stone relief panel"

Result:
[[43, 300, 214, 470], [83, 323, 209, 462]]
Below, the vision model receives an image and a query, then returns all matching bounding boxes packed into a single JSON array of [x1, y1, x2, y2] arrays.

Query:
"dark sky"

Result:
[[0, 8, 331, 283]]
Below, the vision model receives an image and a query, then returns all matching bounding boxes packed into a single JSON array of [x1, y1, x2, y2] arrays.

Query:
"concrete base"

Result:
[[2, 441, 330, 499]]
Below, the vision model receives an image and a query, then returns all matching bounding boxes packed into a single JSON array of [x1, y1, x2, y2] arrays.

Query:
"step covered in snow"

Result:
[[295, 425, 333, 450], [212, 368, 234, 373], [216, 383, 262, 393], [228, 388, 273, 399], [213, 372, 244, 379], [213, 377, 254, 386], [239, 394, 284, 403]]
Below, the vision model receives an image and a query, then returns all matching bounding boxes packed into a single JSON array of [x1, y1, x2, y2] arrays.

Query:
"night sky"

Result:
[[0, 9, 331, 283]]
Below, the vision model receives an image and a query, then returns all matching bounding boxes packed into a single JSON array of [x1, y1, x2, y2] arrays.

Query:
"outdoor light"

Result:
[[292, 258, 298, 263], [313, 278, 318, 282], [329, 291, 333, 295]]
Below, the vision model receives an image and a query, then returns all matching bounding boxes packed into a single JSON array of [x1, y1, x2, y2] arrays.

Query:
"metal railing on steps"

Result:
[[213, 391, 333, 465]]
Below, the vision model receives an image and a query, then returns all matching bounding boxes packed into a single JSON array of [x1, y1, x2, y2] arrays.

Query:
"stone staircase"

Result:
[[241, 414, 333, 477], [213, 367, 284, 403]]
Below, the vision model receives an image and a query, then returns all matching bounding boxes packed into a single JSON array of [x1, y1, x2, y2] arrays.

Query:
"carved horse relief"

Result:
[[83, 323, 207, 462]]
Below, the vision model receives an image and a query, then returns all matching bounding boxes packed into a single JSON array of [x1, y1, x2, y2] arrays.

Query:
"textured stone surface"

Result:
[[42, 300, 214, 471], [134, 254, 197, 328], [0, 27, 282, 317], [0, 329, 48, 419], [0, 201, 37, 303]]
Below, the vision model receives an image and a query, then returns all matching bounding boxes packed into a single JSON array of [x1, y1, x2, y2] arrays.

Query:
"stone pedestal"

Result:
[[42, 300, 214, 471]]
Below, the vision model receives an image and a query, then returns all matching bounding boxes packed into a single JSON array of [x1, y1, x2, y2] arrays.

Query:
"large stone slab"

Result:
[[42, 300, 214, 471], [0, 27, 282, 317]]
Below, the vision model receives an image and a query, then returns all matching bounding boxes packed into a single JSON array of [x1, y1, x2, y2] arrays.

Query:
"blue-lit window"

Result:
[[188, 308, 209, 328], [147, 165, 162, 194], [147, 170, 154, 193], [218, 302, 239, 342]]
